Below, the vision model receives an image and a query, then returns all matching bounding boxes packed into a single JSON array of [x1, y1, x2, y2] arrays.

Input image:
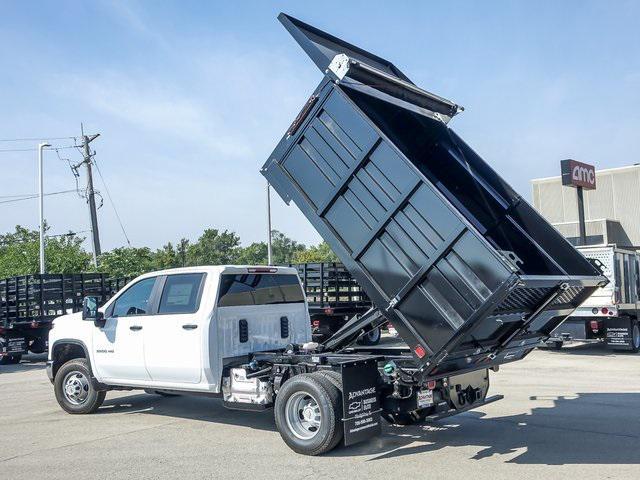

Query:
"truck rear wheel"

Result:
[[631, 322, 640, 353], [54, 358, 106, 414], [274, 373, 343, 455]]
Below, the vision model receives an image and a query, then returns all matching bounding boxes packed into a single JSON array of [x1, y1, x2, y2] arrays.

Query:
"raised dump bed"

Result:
[[262, 14, 607, 376]]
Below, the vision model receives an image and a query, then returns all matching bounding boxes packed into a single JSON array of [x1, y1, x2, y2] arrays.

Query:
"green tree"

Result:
[[270, 230, 306, 265], [0, 225, 91, 277], [187, 229, 241, 265], [236, 242, 268, 265], [292, 241, 338, 263], [98, 247, 155, 278]]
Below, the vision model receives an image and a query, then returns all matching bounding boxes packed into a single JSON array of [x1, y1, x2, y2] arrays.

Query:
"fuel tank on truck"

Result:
[[262, 14, 608, 377]]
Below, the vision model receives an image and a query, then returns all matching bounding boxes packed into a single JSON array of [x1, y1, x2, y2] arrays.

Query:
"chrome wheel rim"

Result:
[[285, 391, 322, 440], [63, 371, 90, 405]]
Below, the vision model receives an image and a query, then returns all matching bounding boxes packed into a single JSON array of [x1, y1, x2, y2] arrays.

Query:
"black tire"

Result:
[[552, 340, 564, 350], [0, 354, 21, 365], [54, 358, 106, 414], [357, 327, 381, 346], [316, 370, 343, 391], [274, 373, 343, 455], [631, 322, 640, 353], [29, 338, 47, 354]]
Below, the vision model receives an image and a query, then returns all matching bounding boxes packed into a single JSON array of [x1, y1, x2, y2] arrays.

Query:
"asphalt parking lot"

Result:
[[1, 343, 639, 480]]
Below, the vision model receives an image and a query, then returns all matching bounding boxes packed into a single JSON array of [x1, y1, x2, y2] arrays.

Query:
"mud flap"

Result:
[[0, 335, 27, 356], [341, 358, 382, 446], [605, 317, 633, 350], [447, 369, 490, 410]]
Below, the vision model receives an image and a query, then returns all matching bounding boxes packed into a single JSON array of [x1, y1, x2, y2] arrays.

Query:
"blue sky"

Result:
[[1, 1, 639, 251]]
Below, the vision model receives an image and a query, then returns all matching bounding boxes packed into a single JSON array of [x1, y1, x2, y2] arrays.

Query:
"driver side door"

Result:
[[92, 276, 159, 382]]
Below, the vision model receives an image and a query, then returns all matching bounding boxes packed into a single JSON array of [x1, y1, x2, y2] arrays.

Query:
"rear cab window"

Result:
[[158, 273, 205, 314], [217, 273, 304, 307]]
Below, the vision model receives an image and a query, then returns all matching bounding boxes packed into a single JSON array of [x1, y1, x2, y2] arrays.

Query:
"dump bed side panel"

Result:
[[264, 82, 515, 356]]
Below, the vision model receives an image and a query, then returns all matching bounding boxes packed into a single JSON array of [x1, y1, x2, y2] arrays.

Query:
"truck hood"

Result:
[[52, 311, 83, 326]]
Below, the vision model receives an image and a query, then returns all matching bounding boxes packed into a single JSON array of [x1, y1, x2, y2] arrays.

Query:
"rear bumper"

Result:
[[46, 361, 54, 383]]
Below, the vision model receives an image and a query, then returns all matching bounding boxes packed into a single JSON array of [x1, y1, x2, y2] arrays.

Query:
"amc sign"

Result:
[[561, 159, 596, 190]]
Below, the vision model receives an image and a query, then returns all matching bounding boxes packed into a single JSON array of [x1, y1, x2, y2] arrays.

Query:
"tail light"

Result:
[[601, 307, 609, 315], [312, 319, 320, 328], [426, 380, 437, 390], [248, 267, 278, 273]]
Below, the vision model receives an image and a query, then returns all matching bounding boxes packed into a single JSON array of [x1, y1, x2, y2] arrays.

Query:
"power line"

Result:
[[94, 159, 131, 246], [0, 136, 77, 142], [0, 145, 78, 153], [0, 189, 77, 205]]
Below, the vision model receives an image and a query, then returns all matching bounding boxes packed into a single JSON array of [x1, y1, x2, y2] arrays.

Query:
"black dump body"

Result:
[[262, 14, 607, 377], [291, 262, 371, 316]]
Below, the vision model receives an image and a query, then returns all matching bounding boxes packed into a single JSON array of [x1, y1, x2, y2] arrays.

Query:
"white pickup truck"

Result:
[[47, 265, 497, 455]]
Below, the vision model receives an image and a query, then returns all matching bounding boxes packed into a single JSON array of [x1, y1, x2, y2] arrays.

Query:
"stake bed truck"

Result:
[[548, 245, 640, 351], [46, 14, 607, 456]]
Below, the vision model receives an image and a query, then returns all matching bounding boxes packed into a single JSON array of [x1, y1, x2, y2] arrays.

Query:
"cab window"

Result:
[[112, 277, 157, 317], [217, 274, 304, 307], [158, 273, 205, 314]]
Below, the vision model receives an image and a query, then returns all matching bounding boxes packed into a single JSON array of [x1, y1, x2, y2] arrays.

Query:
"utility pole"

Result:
[[79, 124, 101, 267], [266, 182, 273, 265]]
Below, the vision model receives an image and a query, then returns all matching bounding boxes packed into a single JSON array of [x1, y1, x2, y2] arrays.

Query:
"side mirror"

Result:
[[82, 296, 105, 326]]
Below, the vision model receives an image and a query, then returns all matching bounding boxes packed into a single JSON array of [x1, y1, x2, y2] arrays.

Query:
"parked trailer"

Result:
[[290, 262, 378, 344], [0, 274, 128, 364], [46, 14, 607, 456], [548, 245, 640, 351]]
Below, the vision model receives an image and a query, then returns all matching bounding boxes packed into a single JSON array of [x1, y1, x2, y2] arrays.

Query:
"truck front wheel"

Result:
[[274, 373, 343, 455], [54, 358, 106, 414]]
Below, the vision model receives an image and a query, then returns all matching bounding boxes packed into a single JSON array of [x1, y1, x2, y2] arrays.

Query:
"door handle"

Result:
[[182, 324, 198, 330], [130, 325, 143, 331]]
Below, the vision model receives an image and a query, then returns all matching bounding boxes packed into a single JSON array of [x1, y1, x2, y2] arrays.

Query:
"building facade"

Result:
[[531, 164, 640, 247]]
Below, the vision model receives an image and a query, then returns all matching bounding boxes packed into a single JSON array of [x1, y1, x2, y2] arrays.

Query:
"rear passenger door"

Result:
[[143, 273, 206, 384]]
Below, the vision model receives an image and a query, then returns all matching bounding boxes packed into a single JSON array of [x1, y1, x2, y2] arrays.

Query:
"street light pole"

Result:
[[38, 142, 51, 274], [267, 182, 273, 265]]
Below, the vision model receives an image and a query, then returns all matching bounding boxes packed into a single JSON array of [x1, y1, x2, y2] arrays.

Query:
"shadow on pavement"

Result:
[[96, 390, 640, 464], [99, 392, 277, 433], [0, 354, 47, 374], [338, 392, 640, 464]]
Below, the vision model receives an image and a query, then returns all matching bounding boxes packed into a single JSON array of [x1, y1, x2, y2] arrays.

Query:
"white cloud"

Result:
[[49, 72, 253, 158]]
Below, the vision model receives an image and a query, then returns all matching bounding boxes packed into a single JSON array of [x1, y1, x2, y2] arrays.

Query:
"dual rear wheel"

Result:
[[274, 371, 344, 456]]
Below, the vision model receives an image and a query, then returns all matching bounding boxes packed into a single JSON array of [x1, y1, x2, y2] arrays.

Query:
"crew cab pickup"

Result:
[[48, 266, 310, 410]]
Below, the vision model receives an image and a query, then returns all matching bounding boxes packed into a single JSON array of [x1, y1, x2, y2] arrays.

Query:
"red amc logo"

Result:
[[561, 159, 596, 190]]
